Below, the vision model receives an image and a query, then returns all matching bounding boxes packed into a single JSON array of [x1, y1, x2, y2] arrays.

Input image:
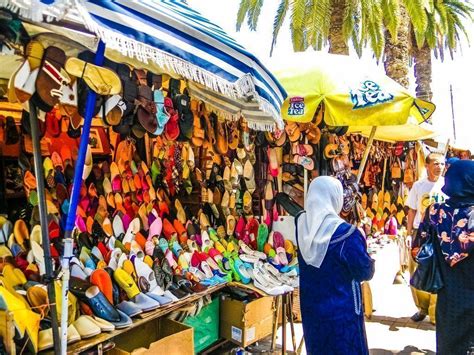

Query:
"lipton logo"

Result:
[[350, 80, 394, 109], [288, 97, 305, 116]]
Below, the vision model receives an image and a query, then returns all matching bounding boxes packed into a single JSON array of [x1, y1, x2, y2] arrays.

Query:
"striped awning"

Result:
[[1, 0, 286, 130]]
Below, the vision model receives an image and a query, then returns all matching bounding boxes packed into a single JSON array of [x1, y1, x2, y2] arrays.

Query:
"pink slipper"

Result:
[[272, 231, 285, 249], [75, 216, 86, 233], [267, 147, 279, 177], [235, 216, 246, 240], [149, 217, 163, 239]]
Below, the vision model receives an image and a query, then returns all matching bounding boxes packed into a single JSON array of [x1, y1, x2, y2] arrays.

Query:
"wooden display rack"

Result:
[[61, 284, 226, 354]]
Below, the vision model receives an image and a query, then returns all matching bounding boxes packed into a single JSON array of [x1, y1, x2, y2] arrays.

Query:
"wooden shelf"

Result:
[[61, 284, 226, 354]]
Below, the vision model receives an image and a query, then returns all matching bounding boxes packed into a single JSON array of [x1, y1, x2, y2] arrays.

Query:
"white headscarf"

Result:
[[297, 176, 345, 268]]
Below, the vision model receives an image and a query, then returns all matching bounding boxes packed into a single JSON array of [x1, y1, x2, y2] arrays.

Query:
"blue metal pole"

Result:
[[65, 40, 106, 231], [60, 40, 106, 354]]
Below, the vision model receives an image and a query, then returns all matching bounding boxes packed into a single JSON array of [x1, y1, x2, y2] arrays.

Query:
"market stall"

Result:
[[0, 2, 303, 354]]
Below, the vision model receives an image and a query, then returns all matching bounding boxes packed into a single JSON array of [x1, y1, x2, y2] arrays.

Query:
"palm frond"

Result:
[[270, 0, 290, 55], [247, 0, 264, 31], [402, 0, 428, 38], [381, 0, 400, 40], [236, 0, 251, 31]]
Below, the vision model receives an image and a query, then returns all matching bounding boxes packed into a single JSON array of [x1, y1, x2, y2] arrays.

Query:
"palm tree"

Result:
[[411, 0, 473, 101], [236, 0, 388, 57]]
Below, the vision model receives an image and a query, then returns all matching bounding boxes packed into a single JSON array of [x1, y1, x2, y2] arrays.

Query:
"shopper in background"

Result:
[[296, 176, 375, 355], [405, 153, 446, 323], [416, 159, 474, 354]]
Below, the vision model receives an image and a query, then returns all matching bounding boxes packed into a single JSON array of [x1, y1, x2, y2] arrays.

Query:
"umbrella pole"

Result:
[[356, 127, 377, 184], [304, 135, 308, 202], [28, 101, 61, 355], [60, 40, 106, 354]]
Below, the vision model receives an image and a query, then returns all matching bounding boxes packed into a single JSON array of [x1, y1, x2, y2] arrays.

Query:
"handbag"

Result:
[[410, 212, 444, 293], [391, 158, 402, 179], [272, 215, 296, 245]]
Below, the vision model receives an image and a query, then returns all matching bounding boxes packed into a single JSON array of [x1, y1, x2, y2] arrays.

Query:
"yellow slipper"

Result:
[[0, 286, 41, 353], [113, 267, 140, 299], [65, 57, 121, 95]]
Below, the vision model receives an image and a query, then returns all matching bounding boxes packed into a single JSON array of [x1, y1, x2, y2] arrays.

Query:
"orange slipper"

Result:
[[135, 232, 147, 251], [162, 218, 177, 241], [60, 145, 73, 167], [13, 219, 29, 249], [102, 218, 113, 237], [173, 219, 187, 245], [89, 269, 113, 304], [86, 216, 94, 235], [133, 174, 142, 190], [114, 193, 126, 214], [24, 171, 37, 190]]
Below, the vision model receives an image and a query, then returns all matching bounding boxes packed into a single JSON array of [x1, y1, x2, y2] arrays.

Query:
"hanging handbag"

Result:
[[391, 157, 402, 180], [410, 210, 444, 293]]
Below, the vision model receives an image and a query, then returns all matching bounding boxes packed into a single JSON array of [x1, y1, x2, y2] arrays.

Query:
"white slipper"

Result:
[[73, 315, 101, 339]]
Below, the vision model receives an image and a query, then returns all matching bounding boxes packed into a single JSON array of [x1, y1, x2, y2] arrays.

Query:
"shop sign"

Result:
[[350, 80, 393, 109], [288, 96, 305, 116]]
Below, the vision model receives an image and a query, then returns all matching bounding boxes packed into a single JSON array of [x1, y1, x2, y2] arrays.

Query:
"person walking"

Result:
[[406, 153, 446, 323], [415, 159, 474, 354], [296, 176, 375, 354]]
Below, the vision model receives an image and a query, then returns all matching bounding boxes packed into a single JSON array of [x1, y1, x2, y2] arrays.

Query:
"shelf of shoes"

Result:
[[66, 283, 226, 354]]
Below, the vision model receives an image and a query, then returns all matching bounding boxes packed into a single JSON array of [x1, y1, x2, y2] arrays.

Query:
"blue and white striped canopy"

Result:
[[2, 0, 286, 129]]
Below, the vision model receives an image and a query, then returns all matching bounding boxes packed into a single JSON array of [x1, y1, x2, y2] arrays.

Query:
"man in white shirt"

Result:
[[405, 153, 446, 324]]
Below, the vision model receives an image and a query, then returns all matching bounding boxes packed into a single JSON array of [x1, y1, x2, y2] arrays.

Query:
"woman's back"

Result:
[[297, 221, 375, 320]]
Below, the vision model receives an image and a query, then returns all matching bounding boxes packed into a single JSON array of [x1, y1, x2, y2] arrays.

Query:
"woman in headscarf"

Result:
[[296, 176, 375, 355], [415, 160, 474, 354]]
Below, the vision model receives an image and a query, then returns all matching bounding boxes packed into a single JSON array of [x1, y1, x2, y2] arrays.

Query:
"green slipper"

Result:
[[151, 160, 160, 184], [257, 224, 268, 252], [29, 190, 38, 206]]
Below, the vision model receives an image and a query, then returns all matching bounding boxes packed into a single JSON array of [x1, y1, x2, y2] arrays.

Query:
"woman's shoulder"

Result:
[[331, 222, 359, 244]]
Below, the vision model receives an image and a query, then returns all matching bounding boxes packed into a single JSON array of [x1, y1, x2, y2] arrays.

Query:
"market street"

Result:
[[271, 241, 436, 355]]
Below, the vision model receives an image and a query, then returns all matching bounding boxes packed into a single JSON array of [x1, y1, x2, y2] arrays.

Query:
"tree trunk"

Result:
[[383, 5, 410, 88], [328, 0, 349, 55], [413, 42, 433, 101]]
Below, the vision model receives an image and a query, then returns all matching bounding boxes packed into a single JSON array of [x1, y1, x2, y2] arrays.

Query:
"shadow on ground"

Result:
[[370, 345, 435, 354]]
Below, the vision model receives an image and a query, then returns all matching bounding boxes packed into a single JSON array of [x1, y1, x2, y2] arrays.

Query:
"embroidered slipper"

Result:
[[292, 143, 314, 156], [293, 155, 314, 170]]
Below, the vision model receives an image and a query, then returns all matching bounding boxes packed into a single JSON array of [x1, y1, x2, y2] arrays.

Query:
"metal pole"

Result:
[[28, 101, 61, 355], [449, 85, 456, 144], [356, 126, 377, 184], [303, 135, 308, 202], [60, 40, 106, 354], [282, 293, 287, 354]]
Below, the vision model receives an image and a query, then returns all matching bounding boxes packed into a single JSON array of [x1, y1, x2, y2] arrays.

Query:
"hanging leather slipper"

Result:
[[65, 57, 121, 95], [32, 46, 69, 112]]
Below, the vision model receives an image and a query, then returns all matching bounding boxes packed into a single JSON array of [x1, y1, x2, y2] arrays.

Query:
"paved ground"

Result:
[[211, 240, 436, 354], [273, 240, 437, 354]]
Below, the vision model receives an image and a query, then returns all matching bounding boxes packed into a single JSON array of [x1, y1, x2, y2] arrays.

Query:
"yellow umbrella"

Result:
[[269, 51, 437, 183], [271, 51, 435, 125]]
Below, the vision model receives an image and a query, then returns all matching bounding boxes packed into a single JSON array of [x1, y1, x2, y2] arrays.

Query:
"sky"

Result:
[[188, 0, 474, 151]]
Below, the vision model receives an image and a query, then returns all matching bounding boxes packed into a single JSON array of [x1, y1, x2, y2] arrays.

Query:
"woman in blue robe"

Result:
[[296, 176, 375, 355], [415, 160, 474, 354]]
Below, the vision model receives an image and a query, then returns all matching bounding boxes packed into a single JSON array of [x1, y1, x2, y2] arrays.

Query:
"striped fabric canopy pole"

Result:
[[1, 0, 286, 130]]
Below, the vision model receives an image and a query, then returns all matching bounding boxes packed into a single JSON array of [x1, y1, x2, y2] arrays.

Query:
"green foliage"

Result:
[[235, 0, 473, 59]]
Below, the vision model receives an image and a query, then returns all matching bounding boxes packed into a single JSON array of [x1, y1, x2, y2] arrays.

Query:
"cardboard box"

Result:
[[106, 318, 193, 355], [219, 295, 275, 347]]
